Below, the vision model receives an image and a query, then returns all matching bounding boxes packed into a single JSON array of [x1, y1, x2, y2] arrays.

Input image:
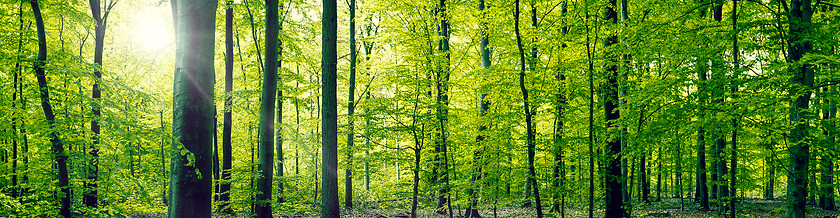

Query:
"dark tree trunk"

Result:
[[256, 0, 279, 215], [11, 2, 23, 199], [602, 0, 625, 216], [86, 0, 115, 208], [321, 0, 340, 215], [275, 1, 286, 205], [785, 0, 814, 217], [345, 0, 357, 208], [168, 0, 217, 217], [729, 2, 739, 216], [219, 0, 234, 214], [695, 56, 710, 210], [432, 0, 452, 215], [467, 1, 491, 217], [514, 0, 542, 216], [821, 86, 837, 210], [31, 1, 71, 216]]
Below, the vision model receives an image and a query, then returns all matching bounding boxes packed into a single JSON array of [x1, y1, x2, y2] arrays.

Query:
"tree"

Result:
[[729, 1, 739, 216], [466, 0, 491, 217], [785, 0, 814, 217], [513, 0, 542, 216], [256, 0, 279, 215], [219, 0, 234, 214], [321, 0, 340, 215], [168, 0, 217, 217], [86, 0, 116, 208], [602, 0, 626, 216], [30, 0, 71, 216], [345, 0, 358, 208], [430, 0, 453, 214], [275, 0, 287, 205]]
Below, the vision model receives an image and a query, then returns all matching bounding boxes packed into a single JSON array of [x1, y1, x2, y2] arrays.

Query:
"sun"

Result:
[[132, 7, 173, 52]]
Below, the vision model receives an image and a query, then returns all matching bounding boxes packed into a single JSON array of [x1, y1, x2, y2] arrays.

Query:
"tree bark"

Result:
[[785, 0, 814, 217], [695, 55, 710, 210], [602, 0, 625, 216], [345, 0, 357, 208], [729, 2, 739, 216], [275, 1, 286, 205], [219, 0, 234, 214], [256, 0, 279, 215], [86, 0, 115, 208], [31, 1, 71, 216], [321, 0, 340, 215], [168, 0, 217, 217]]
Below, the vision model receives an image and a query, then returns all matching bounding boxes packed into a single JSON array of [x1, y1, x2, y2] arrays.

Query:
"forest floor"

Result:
[[127, 197, 840, 217]]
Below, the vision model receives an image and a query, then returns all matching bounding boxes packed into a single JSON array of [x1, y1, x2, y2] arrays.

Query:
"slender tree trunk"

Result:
[[256, 0, 279, 215], [641, 153, 650, 203], [514, 0, 542, 216], [11, 2, 23, 199], [86, 0, 115, 208], [432, 0, 452, 215], [695, 56, 710, 210], [275, 1, 286, 205], [729, 2, 739, 216], [219, 0, 234, 214], [213, 116, 220, 202], [554, 3, 569, 216], [657, 147, 662, 201], [786, 0, 814, 217], [321, 0, 340, 215], [345, 0, 357, 208], [585, 4, 595, 216], [31, 1, 71, 216], [467, 1, 491, 217], [821, 86, 837, 210]]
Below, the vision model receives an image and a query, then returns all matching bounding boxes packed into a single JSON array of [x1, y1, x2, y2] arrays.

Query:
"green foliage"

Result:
[[1, 0, 839, 216]]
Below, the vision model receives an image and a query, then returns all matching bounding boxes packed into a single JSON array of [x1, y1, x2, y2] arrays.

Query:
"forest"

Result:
[[0, 0, 838, 217]]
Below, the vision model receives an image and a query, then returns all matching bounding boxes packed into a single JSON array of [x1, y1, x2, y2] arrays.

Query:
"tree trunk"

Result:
[[213, 116, 220, 202], [275, 1, 286, 205], [514, 0, 542, 216], [467, 1, 491, 217], [86, 0, 115, 208], [657, 147, 662, 201], [729, 2, 739, 216], [602, 0, 625, 216], [641, 153, 650, 203], [321, 0, 340, 215], [11, 2, 23, 199], [695, 56, 710, 210], [168, 0, 217, 217], [585, 4, 596, 216], [31, 1, 71, 216], [256, 0, 279, 215], [432, 0, 452, 215], [821, 86, 837, 210], [785, 0, 814, 217], [219, 0, 234, 214], [345, 0, 357, 208]]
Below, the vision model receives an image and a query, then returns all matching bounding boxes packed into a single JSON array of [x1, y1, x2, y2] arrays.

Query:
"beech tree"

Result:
[[785, 0, 814, 217], [321, 0, 340, 215], [168, 0, 217, 217], [30, 0, 71, 216]]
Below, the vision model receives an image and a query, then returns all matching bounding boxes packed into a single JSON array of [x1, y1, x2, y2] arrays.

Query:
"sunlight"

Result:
[[132, 8, 172, 52]]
